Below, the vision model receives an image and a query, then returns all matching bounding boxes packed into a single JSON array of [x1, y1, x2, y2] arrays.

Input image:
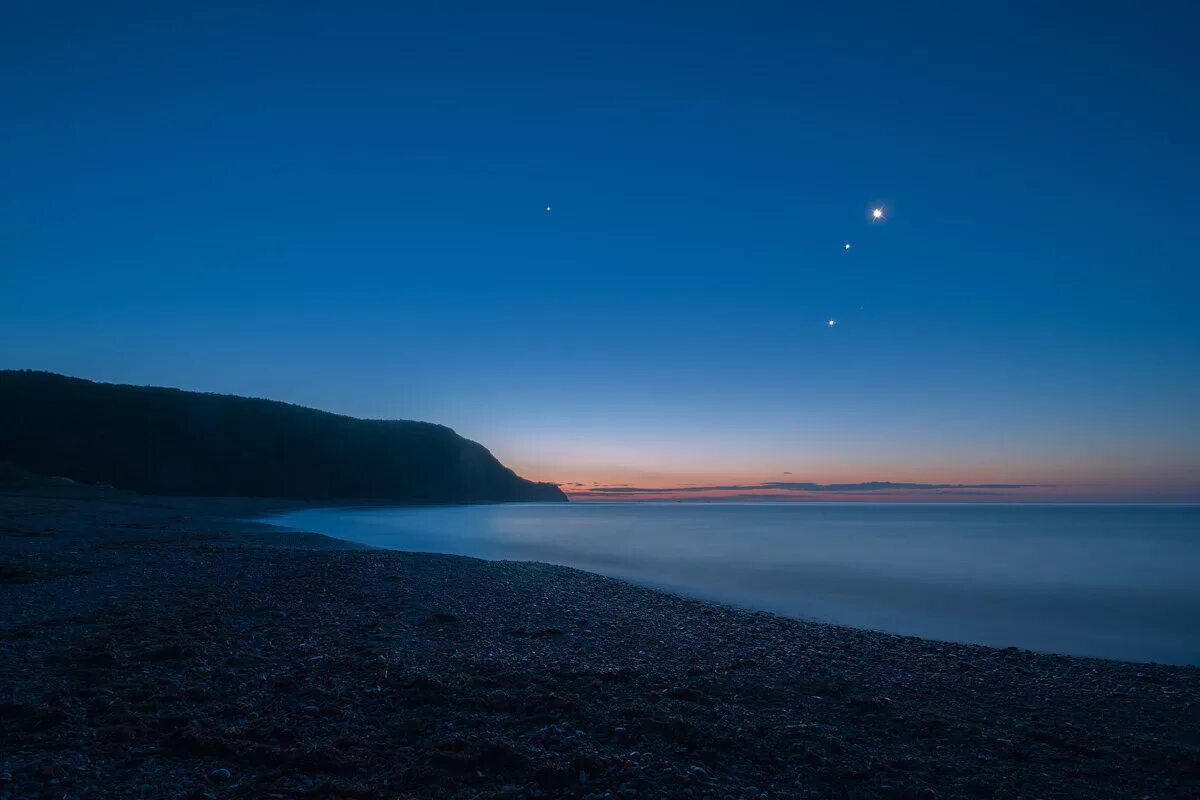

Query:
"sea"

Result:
[[267, 502, 1200, 665]]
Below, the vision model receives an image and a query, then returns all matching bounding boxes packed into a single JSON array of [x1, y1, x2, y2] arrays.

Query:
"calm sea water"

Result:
[[267, 503, 1200, 665]]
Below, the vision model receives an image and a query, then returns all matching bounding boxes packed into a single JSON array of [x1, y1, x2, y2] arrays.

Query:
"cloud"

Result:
[[569, 480, 1045, 497]]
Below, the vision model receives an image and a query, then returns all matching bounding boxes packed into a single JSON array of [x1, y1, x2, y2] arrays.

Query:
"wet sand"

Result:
[[2, 489, 1198, 799]]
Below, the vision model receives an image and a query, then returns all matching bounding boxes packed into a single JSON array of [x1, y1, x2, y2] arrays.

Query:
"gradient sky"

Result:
[[2, 2, 1198, 501]]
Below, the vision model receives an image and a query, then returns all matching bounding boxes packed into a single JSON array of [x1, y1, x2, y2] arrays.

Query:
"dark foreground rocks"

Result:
[[1, 491, 1198, 799]]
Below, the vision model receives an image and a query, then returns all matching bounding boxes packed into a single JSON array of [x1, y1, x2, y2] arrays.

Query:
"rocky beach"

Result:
[[2, 489, 1198, 799]]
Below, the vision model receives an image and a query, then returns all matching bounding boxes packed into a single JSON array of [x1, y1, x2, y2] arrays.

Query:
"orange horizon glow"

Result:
[[554, 482, 1200, 503], [498, 430, 1200, 504], [508, 461, 1200, 503]]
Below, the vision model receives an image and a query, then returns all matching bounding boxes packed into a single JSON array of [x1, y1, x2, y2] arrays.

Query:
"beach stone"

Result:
[[1, 492, 1197, 800]]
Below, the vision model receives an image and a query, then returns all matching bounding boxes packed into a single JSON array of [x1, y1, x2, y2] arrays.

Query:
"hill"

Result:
[[0, 371, 566, 503]]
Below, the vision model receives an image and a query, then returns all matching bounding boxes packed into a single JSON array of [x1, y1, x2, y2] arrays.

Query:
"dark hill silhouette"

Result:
[[0, 371, 566, 503]]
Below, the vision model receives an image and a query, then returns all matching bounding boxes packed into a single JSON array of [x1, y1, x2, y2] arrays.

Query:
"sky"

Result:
[[2, 2, 1198, 501]]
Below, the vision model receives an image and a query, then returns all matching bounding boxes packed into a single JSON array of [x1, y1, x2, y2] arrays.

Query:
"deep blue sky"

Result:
[[2, 2, 1197, 499]]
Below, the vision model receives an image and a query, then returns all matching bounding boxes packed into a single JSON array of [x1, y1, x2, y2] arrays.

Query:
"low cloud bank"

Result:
[[579, 481, 1039, 495], [566, 480, 1047, 500]]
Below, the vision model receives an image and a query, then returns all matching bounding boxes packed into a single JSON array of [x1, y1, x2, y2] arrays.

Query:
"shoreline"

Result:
[[261, 502, 1200, 668], [2, 489, 1198, 799]]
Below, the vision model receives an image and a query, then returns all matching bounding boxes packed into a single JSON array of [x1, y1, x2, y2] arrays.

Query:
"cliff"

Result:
[[0, 371, 566, 503]]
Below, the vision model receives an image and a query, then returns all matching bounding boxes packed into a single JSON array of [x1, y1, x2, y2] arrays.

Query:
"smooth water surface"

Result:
[[268, 503, 1200, 664]]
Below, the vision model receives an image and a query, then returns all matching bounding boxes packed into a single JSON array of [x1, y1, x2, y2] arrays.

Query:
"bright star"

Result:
[[843, 243, 852, 251], [545, 206, 552, 212], [871, 207, 884, 220], [828, 319, 836, 326]]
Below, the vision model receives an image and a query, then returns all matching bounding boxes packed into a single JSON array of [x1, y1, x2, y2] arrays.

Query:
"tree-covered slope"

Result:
[[0, 371, 566, 503]]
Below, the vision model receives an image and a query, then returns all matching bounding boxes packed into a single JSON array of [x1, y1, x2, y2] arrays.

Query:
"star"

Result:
[[828, 319, 836, 327], [871, 207, 884, 220], [843, 242, 852, 251], [545, 206, 552, 212]]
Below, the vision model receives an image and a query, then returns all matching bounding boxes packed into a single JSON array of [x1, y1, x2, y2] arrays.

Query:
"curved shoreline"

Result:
[[260, 503, 1200, 667], [2, 489, 1198, 799]]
